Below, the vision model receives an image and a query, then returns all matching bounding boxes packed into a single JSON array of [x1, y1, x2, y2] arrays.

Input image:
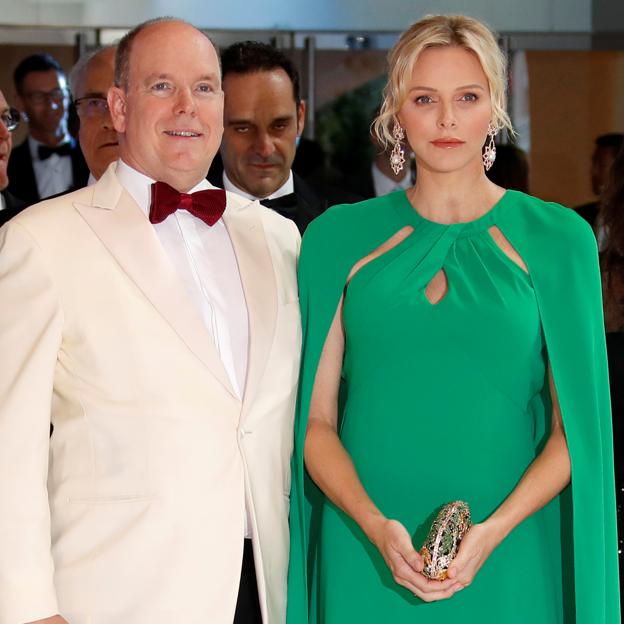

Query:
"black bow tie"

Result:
[[260, 193, 298, 211], [38, 143, 73, 160]]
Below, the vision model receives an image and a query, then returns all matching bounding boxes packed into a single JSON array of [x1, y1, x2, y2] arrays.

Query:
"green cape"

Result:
[[287, 191, 620, 623]]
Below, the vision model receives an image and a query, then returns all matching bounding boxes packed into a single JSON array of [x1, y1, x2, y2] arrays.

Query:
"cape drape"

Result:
[[286, 191, 620, 623]]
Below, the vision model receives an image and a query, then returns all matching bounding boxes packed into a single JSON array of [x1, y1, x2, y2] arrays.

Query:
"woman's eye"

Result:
[[460, 93, 478, 102], [415, 95, 434, 104]]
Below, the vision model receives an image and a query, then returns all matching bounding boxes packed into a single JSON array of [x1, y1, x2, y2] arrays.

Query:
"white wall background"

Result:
[[0, 0, 596, 32]]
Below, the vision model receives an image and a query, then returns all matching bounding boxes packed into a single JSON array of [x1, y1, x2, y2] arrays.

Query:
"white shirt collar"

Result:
[[87, 173, 97, 186], [0, 192, 5, 212], [28, 133, 73, 161], [222, 170, 294, 202], [115, 159, 214, 218], [371, 161, 411, 197]]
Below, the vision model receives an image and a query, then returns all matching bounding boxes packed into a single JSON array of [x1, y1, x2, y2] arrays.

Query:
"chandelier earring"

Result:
[[389, 122, 406, 175], [482, 123, 498, 171]]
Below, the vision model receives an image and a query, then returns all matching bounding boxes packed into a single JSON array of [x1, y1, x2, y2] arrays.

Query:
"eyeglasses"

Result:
[[73, 96, 109, 118], [23, 88, 67, 105], [0, 107, 21, 132]]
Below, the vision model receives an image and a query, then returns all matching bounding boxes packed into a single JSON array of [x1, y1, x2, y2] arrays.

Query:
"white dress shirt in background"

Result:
[[28, 135, 74, 199], [223, 169, 294, 201], [371, 161, 412, 197]]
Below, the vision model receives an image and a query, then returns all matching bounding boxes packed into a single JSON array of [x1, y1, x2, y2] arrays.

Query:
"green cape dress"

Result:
[[286, 190, 620, 623]]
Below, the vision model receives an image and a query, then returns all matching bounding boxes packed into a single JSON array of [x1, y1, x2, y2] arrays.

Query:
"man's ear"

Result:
[[296, 100, 306, 136], [107, 86, 127, 134]]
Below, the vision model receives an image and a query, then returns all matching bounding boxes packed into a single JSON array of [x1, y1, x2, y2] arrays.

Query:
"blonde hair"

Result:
[[374, 14, 514, 147]]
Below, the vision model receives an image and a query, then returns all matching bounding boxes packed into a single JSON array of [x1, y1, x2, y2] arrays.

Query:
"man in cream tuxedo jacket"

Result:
[[0, 18, 300, 624]]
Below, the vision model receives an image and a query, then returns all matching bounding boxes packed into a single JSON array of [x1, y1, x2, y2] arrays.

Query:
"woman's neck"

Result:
[[407, 163, 505, 224]]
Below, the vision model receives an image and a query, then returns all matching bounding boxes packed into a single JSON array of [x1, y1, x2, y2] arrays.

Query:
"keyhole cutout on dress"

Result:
[[424, 269, 449, 305], [488, 226, 529, 274], [346, 226, 415, 286]]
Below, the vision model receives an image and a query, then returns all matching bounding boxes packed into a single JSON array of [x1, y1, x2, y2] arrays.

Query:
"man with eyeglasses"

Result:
[[7, 53, 89, 204], [0, 91, 26, 227], [69, 45, 119, 182]]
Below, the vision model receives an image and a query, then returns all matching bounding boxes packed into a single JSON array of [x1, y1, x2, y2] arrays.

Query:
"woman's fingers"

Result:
[[390, 551, 457, 593], [401, 543, 424, 573], [392, 565, 462, 602]]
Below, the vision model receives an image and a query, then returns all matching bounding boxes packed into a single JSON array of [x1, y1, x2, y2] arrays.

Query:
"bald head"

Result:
[[115, 18, 218, 91]]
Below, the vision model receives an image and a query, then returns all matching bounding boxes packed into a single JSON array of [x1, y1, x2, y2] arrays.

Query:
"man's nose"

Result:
[[101, 113, 113, 131], [175, 88, 196, 115], [254, 131, 274, 158]]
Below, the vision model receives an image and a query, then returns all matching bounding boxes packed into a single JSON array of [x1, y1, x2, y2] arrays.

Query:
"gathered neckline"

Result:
[[395, 189, 510, 234]]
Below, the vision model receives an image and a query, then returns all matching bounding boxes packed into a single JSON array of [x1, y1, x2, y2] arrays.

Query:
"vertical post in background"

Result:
[[499, 35, 511, 145], [304, 35, 316, 140], [74, 32, 87, 64]]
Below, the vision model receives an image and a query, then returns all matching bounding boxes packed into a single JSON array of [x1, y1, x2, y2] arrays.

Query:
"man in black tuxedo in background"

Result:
[[7, 53, 89, 204], [208, 41, 357, 233], [0, 90, 27, 227]]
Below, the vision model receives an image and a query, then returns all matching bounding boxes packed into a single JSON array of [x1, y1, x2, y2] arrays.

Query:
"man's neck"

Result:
[[222, 170, 294, 201], [29, 125, 69, 147]]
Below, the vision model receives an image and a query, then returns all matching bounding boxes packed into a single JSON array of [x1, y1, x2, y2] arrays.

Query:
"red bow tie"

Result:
[[149, 181, 226, 226]]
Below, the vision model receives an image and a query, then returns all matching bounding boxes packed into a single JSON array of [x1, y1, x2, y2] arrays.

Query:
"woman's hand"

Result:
[[446, 521, 502, 588], [367, 517, 462, 602]]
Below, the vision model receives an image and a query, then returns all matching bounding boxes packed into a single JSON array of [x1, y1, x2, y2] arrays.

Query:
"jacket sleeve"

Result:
[[0, 220, 62, 623]]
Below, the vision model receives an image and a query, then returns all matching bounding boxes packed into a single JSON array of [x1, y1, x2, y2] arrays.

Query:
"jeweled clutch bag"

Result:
[[420, 501, 472, 580]]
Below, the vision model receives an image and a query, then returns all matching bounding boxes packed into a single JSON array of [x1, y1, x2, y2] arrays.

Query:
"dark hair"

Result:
[[602, 145, 624, 267], [221, 41, 300, 104], [13, 53, 64, 94], [596, 133, 624, 152]]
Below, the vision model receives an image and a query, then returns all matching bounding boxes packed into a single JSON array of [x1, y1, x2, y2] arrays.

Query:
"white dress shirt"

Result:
[[223, 170, 294, 201], [371, 161, 412, 197], [117, 160, 252, 536], [117, 160, 249, 398], [28, 134, 74, 199]]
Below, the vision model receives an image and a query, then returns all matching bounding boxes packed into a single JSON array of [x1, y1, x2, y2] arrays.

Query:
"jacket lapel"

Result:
[[74, 165, 237, 398], [224, 199, 277, 419]]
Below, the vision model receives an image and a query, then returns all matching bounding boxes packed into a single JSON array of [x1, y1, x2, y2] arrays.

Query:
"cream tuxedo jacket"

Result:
[[0, 164, 301, 624]]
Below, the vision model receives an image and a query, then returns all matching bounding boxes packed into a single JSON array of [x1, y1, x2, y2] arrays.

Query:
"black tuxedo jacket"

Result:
[[0, 190, 27, 227], [208, 153, 360, 233], [6, 137, 89, 205]]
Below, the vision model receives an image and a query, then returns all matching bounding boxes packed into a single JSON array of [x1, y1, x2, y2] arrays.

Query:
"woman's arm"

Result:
[[304, 298, 461, 601], [447, 366, 571, 586]]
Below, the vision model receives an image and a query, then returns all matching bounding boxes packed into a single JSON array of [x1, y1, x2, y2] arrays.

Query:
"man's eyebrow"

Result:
[[227, 118, 253, 125], [76, 91, 107, 99], [144, 73, 175, 83], [143, 72, 220, 85]]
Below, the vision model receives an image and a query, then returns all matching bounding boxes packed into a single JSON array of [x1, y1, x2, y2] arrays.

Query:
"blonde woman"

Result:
[[286, 14, 619, 624]]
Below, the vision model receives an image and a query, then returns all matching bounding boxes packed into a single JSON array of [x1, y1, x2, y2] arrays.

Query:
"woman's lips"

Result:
[[431, 139, 465, 148]]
